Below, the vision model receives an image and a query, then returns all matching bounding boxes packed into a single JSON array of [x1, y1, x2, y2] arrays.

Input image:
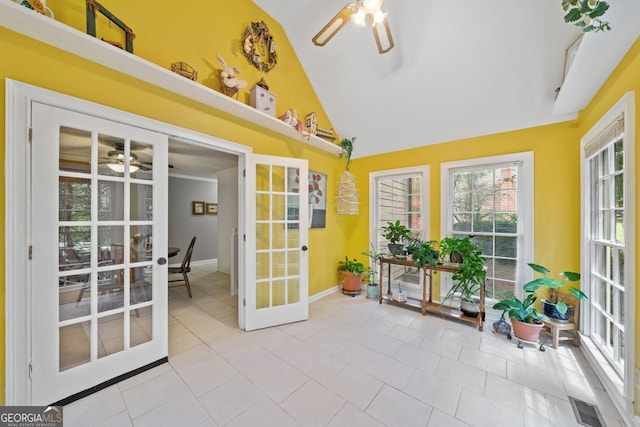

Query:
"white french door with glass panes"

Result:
[[242, 154, 309, 331], [370, 167, 428, 299], [581, 93, 635, 410], [441, 153, 533, 303], [31, 102, 168, 404]]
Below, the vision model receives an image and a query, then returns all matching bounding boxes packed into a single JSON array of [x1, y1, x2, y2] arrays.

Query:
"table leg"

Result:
[[421, 267, 427, 315]]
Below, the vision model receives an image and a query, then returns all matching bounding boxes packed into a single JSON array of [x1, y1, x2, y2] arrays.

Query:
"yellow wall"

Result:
[[0, 0, 349, 404], [576, 36, 640, 415]]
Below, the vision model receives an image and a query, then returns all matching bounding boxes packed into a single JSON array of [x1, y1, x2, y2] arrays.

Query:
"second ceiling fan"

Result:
[[312, 0, 394, 54]]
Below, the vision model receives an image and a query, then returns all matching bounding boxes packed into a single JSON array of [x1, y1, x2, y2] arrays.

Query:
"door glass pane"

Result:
[[132, 141, 153, 181], [256, 252, 269, 280], [59, 321, 91, 371], [256, 194, 270, 220], [131, 306, 152, 347], [131, 267, 152, 304], [256, 282, 269, 309], [60, 178, 91, 221], [59, 227, 91, 271], [256, 164, 270, 191], [131, 183, 153, 221], [273, 252, 285, 277], [272, 280, 285, 306], [272, 194, 285, 221], [272, 223, 285, 250], [59, 127, 92, 174], [287, 251, 300, 275], [131, 225, 153, 261], [59, 272, 91, 321], [98, 313, 124, 358], [256, 223, 269, 250], [98, 135, 127, 177], [98, 269, 124, 312], [288, 278, 300, 304], [98, 180, 124, 221], [287, 228, 299, 249], [272, 166, 285, 192]]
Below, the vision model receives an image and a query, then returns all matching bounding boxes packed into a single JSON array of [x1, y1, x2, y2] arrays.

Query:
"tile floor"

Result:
[[64, 264, 625, 426]]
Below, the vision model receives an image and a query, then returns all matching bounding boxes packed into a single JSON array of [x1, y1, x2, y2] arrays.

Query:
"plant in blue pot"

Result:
[[523, 263, 588, 322]]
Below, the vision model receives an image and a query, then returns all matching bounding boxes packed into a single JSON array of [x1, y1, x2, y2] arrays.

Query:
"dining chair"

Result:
[[168, 236, 196, 298]]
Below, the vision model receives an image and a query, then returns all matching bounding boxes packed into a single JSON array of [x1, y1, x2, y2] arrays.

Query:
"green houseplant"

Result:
[[382, 220, 411, 257], [523, 263, 587, 321], [410, 240, 439, 270], [337, 256, 366, 295], [493, 293, 547, 342], [439, 237, 487, 317], [361, 243, 385, 299]]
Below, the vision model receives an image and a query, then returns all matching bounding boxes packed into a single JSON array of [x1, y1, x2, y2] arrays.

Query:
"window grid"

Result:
[[587, 135, 625, 376]]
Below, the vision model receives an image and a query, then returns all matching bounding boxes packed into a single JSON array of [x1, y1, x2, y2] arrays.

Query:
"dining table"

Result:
[[168, 247, 181, 258]]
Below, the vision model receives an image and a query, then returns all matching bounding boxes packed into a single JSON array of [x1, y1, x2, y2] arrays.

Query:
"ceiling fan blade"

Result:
[[312, 3, 357, 46], [372, 15, 394, 54]]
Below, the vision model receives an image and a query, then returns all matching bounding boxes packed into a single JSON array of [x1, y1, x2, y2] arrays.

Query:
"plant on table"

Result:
[[382, 220, 411, 257], [410, 240, 440, 269], [523, 262, 587, 319]]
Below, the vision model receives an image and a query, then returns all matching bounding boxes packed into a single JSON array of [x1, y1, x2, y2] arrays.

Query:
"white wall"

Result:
[[168, 176, 218, 262]]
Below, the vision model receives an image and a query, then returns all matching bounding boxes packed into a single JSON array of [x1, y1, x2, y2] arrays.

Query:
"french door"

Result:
[[242, 154, 309, 331], [30, 103, 168, 404]]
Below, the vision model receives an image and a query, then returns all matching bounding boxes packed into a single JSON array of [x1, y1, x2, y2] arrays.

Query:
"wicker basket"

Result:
[[217, 70, 239, 99], [171, 62, 198, 81]]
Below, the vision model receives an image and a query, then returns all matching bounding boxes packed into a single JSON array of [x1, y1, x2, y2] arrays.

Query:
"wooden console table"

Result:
[[379, 257, 485, 331]]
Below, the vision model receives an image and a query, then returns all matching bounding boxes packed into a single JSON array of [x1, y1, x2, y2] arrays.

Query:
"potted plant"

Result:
[[361, 243, 385, 299], [493, 293, 547, 342], [410, 240, 440, 269], [523, 263, 587, 321], [382, 220, 411, 257], [337, 256, 366, 295], [439, 237, 487, 317]]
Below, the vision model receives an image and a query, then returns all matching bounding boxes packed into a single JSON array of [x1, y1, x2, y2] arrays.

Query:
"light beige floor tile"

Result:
[[96, 411, 133, 427], [403, 369, 462, 416], [363, 352, 415, 389], [132, 392, 209, 427], [295, 352, 347, 385], [459, 346, 508, 377], [420, 336, 463, 360], [426, 409, 470, 427], [456, 388, 525, 427], [358, 331, 404, 356], [260, 333, 317, 366], [366, 384, 432, 427], [179, 354, 240, 397], [441, 327, 482, 350], [327, 403, 385, 427], [168, 331, 203, 357], [544, 395, 583, 427], [225, 398, 298, 427], [198, 376, 264, 425], [304, 328, 349, 353], [331, 340, 378, 367], [169, 343, 218, 375], [387, 324, 426, 346], [394, 342, 441, 373], [326, 365, 383, 410], [281, 381, 345, 427], [484, 373, 550, 418], [121, 370, 188, 419], [433, 357, 487, 394], [64, 385, 126, 427], [507, 360, 566, 399], [118, 363, 173, 392]]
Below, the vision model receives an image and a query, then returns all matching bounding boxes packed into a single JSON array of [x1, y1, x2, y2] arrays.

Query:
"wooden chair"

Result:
[[168, 236, 196, 298], [541, 293, 580, 349]]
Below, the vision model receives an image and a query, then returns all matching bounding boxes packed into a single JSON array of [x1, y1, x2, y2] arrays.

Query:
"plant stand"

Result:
[[513, 335, 547, 352]]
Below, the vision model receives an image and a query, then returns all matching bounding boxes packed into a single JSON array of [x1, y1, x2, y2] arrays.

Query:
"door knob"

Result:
[[157, 257, 167, 265], [301, 245, 308, 251]]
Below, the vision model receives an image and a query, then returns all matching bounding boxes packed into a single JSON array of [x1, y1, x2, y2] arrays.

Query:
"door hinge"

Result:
[[28, 361, 33, 379], [28, 245, 32, 260], [28, 127, 33, 143]]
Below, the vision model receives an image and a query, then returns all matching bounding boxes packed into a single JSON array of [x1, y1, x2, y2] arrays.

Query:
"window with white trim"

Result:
[[441, 153, 533, 302], [581, 93, 635, 408], [370, 166, 429, 294]]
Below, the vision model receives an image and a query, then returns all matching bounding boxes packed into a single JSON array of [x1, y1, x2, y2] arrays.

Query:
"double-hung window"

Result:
[[441, 153, 533, 302], [370, 166, 429, 296]]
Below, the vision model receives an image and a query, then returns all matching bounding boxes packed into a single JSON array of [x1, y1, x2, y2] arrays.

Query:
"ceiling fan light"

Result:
[[107, 162, 139, 173], [362, 0, 382, 14], [352, 8, 366, 26], [372, 10, 385, 24]]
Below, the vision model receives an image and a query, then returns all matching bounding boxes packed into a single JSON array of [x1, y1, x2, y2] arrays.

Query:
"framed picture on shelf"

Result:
[[206, 203, 218, 215], [192, 201, 205, 215]]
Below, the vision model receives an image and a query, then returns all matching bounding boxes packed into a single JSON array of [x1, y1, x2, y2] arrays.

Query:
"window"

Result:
[[370, 166, 429, 294], [441, 153, 533, 302], [581, 93, 635, 408]]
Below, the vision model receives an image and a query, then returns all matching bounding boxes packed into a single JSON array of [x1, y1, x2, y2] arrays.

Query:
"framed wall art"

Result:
[[287, 169, 327, 229], [206, 203, 218, 215], [192, 200, 205, 215]]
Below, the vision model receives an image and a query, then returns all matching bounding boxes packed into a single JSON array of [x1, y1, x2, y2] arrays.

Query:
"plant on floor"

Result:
[[493, 290, 547, 342], [337, 256, 366, 294], [362, 243, 385, 299], [523, 263, 587, 318]]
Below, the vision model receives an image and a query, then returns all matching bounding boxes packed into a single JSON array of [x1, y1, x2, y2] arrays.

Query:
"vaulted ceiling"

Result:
[[253, 0, 640, 158]]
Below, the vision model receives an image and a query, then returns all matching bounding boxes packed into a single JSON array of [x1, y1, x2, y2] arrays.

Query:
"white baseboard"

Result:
[[170, 258, 217, 269], [309, 285, 340, 303]]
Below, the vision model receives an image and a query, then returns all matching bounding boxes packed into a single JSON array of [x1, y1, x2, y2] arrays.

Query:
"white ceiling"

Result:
[[253, 0, 640, 159]]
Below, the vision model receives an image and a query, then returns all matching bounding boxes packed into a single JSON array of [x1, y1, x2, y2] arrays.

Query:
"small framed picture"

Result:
[[206, 203, 218, 215], [192, 201, 205, 215]]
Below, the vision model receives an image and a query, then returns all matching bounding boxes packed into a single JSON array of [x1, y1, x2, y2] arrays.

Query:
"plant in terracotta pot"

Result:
[[337, 256, 366, 296], [382, 220, 411, 257], [523, 263, 587, 322], [493, 293, 547, 343], [439, 237, 487, 318], [361, 243, 385, 299]]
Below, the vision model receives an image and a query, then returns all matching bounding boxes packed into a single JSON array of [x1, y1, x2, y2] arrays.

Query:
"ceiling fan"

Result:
[[312, 0, 394, 54], [100, 141, 156, 173]]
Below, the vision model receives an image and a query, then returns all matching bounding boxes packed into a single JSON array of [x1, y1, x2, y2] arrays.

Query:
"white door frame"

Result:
[[5, 79, 251, 404]]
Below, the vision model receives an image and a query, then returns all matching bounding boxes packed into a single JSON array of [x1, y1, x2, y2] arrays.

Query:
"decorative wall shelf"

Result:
[[0, 0, 341, 155]]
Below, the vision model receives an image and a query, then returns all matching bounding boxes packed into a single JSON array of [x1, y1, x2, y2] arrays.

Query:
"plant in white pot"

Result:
[[523, 263, 588, 322], [361, 243, 385, 299]]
